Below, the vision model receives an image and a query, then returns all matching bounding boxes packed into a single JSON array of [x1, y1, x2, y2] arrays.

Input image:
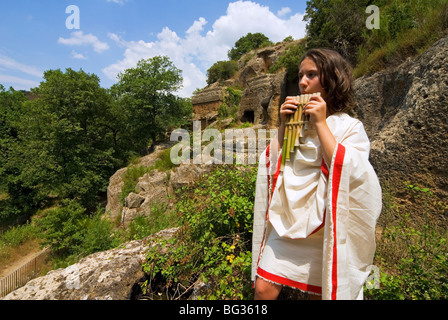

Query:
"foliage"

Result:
[[355, 0, 448, 76], [217, 87, 242, 121], [36, 200, 120, 258], [0, 86, 35, 219], [303, 0, 448, 74], [0, 222, 38, 248], [269, 41, 306, 80], [127, 202, 178, 240], [0, 222, 39, 265], [111, 56, 192, 154], [1, 69, 122, 210], [36, 200, 87, 256], [365, 184, 448, 300], [304, 0, 370, 65], [142, 165, 257, 300], [228, 33, 272, 61], [206, 60, 239, 85]]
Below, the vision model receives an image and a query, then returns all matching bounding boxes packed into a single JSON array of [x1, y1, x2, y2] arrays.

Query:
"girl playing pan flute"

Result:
[[252, 48, 382, 300]]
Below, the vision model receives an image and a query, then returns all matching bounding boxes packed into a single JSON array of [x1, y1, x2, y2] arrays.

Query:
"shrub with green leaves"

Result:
[[37, 200, 120, 259], [142, 165, 257, 300]]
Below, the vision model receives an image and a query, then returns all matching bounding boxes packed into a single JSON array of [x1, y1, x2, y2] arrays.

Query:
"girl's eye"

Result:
[[298, 72, 317, 80]]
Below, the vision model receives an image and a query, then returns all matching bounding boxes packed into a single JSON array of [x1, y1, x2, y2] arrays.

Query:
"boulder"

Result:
[[2, 228, 179, 300]]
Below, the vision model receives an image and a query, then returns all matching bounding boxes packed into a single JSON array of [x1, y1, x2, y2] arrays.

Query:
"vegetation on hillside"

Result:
[[0, 56, 192, 226]]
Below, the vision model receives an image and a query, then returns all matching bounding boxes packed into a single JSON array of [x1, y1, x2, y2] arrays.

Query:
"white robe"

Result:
[[251, 112, 382, 300]]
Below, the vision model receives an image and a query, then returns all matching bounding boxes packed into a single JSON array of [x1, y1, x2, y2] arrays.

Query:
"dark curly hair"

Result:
[[300, 48, 356, 115]]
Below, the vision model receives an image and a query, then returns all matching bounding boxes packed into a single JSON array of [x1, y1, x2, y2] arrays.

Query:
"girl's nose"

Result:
[[299, 76, 308, 91]]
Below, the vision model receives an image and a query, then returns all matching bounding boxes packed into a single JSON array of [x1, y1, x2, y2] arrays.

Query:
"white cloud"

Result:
[[0, 74, 41, 90], [58, 31, 110, 53], [277, 7, 292, 17], [71, 50, 87, 60], [0, 54, 43, 78], [106, 0, 128, 4], [103, 1, 306, 97]]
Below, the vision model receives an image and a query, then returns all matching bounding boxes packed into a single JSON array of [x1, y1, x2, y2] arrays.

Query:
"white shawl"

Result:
[[251, 113, 382, 300]]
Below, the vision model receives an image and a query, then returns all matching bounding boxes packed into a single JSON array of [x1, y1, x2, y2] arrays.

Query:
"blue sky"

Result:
[[0, 0, 309, 97]]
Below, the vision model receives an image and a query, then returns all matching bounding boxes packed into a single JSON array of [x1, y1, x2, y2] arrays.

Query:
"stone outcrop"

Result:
[[2, 228, 179, 300], [239, 72, 286, 127], [353, 36, 448, 196], [192, 40, 301, 128], [116, 164, 215, 228], [192, 83, 225, 129]]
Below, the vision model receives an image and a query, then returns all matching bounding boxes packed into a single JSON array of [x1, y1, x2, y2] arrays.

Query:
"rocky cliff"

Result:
[[192, 41, 300, 128], [355, 36, 448, 197]]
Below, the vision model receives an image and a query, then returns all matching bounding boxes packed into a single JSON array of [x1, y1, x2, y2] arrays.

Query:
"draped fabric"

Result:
[[251, 113, 382, 300]]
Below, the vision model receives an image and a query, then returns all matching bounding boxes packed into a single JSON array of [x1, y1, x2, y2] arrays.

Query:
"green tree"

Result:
[[0, 86, 30, 221], [304, 0, 369, 65], [206, 60, 239, 85], [6, 69, 120, 209], [37, 200, 120, 258], [228, 33, 272, 61], [0, 86, 26, 186], [111, 56, 192, 154]]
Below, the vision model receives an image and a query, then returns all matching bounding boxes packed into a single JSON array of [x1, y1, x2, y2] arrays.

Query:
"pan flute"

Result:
[[280, 92, 321, 171]]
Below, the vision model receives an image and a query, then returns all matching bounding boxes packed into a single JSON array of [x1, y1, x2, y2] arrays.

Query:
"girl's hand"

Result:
[[304, 95, 327, 125], [280, 96, 298, 125]]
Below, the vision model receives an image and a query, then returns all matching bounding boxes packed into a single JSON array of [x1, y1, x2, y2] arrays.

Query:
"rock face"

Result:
[[2, 228, 179, 300], [192, 83, 225, 129], [239, 72, 287, 127], [192, 41, 301, 128], [354, 36, 448, 196]]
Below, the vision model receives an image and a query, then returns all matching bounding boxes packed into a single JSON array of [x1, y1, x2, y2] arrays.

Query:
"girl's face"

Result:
[[298, 58, 326, 98]]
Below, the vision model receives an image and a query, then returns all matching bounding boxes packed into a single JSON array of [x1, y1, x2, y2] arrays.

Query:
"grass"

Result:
[[355, 1, 448, 78], [0, 222, 41, 270], [119, 147, 176, 204], [127, 202, 179, 241]]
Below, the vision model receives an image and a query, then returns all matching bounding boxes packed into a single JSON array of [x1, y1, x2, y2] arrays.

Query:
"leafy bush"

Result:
[[228, 33, 272, 61], [37, 200, 120, 259], [142, 165, 257, 300], [206, 60, 238, 85], [0, 222, 38, 247], [128, 202, 178, 240], [269, 41, 306, 80]]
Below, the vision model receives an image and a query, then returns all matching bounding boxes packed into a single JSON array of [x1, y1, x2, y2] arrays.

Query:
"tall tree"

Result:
[[304, 0, 370, 65], [228, 33, 272, 61], [7, 69, 120, 209], [111, 56, 192, 154]]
